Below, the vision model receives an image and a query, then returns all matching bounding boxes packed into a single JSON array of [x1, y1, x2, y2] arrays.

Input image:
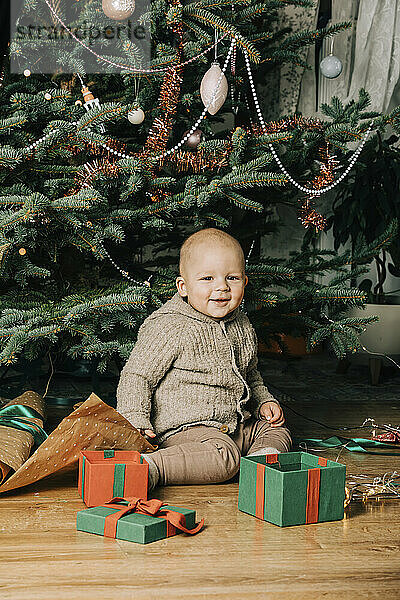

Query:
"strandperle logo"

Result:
[[14, 20, 147, 46], [10, 0, 151, 74]]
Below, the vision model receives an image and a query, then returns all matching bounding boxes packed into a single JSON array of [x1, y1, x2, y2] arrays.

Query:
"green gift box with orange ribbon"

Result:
[[76, 497, 205, 544], [78, 450, 149, 507], [238, 451, 346, 527]]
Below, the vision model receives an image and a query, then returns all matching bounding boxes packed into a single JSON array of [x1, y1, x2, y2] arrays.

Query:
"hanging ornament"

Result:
[[77, 76, 106, 133], [184, 128, 203, 149], [320, 38, 342, 79], [200, 62, 228, 115], [18, 248, 27, 256], [127, 108, 145, 124], [81, 85, 101, 111], [127, 77, 144, 124], [320, 55, 343, 79], [200, 30, 228, 115], [102, 0, 135, 20]]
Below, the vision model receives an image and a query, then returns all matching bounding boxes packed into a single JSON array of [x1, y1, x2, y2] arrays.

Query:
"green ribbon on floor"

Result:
[[0, 404, 47, 446], [297, 435, 400, 456]]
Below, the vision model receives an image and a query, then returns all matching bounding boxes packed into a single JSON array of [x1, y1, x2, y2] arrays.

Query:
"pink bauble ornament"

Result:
[[102, 0, 135, 20], [200, 62, 228, 115], [184, 129, 203, 149]]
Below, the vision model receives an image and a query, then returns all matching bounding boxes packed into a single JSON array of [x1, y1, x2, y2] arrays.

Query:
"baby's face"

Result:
[[176, 243, 247, 320]]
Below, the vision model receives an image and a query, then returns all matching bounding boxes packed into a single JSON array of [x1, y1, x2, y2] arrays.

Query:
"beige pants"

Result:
[[149, 419, 292, 485]]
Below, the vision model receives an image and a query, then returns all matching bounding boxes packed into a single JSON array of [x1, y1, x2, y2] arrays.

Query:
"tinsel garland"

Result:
[[249, 123, 335, 230], [251, 115, 324, 135], [142, 0, 184, 159], [74, 158, 120, 189], [298, 143, 338, 229], [164, 144, 231, 173], [143, 68, 183, 157]]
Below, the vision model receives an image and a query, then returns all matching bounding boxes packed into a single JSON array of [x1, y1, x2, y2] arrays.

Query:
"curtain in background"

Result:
[[259, 3, 318, 120], [278, 4, 320, 115], [258, 3, 319, 261], [344, 0, 400, 112], [298, 0, 400, 116]]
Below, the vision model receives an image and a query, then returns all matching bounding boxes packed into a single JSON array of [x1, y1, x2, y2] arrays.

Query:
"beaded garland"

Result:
[[15, 32, 376, 282], [243, 48, 375, 198]]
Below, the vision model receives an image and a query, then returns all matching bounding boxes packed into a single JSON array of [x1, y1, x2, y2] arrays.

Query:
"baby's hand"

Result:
[[139, 429, 156, 439], [258, 401, 285, 427]]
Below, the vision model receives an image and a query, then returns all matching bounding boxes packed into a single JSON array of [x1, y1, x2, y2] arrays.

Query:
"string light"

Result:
[[321, 311, 400, 371], [345, 472, 400, 505], [96, 240, 152, 287], [21, 40, 367, 186], [22, 42, 233, 161], [0, 54, 7, 88], [16, 40, 234, 286]]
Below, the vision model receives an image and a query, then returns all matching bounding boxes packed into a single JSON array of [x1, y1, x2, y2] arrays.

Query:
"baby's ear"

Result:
[[176, 276, 187, 297], [244, 275, 248, 287]]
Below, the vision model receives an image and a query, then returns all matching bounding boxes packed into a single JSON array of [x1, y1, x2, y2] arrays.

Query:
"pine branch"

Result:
[[221, 171, 287, 188], [220, 190, 263, 211], [183, 7, 260, 61]]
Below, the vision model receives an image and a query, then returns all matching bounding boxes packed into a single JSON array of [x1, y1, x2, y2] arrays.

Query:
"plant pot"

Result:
[[348, 303, 400, 355], [258, 334, 321, 357]]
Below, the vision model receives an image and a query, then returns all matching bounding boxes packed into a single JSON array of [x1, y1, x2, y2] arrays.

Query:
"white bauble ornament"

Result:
[[127, 108, 145, 124], [200, 62, 228, 115], [102, 0, 135, 20], [320, 55, 343, 79]]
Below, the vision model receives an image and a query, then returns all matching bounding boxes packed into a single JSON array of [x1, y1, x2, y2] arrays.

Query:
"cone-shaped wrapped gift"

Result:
[[0, 391, 46, 483], [0, 392, 156, 493]]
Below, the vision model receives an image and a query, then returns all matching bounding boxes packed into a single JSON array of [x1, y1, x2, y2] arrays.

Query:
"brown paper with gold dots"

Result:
[[0, 392, 156, 494], [0, 391, 45, 482]]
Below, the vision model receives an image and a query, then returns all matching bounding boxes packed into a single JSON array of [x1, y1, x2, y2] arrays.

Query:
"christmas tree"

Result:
[[1, 0, 399, 376]]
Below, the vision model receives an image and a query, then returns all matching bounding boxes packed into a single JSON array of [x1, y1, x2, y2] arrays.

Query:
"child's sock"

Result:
[[141, 454, 160, 491], [247, 447, 280, 457]]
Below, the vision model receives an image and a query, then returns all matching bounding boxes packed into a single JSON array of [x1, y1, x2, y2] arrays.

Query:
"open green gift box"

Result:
[[238, 452, 346, 527]]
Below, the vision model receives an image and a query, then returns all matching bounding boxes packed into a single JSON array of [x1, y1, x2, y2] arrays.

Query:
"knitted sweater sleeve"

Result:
[[246, 325, 280, 418], [116, 315, 181, 430]]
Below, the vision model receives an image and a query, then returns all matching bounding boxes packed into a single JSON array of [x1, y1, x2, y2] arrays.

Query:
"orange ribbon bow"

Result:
[[102, 496, 205, 538]]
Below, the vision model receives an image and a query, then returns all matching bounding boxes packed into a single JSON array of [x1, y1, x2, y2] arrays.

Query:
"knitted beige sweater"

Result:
[[116, 293, 278, 443]]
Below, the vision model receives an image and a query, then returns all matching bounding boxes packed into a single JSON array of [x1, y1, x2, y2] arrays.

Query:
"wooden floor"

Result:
[[1, 379, 400, 599]]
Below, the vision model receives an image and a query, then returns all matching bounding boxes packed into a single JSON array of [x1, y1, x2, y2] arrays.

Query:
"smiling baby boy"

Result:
[[116, 228, 291, 489]]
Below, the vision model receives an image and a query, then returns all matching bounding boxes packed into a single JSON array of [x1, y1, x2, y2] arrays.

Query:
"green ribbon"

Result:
[[0, 404, 47, 446], [113, 464, 126, 497], [297, 435, 400, 457]]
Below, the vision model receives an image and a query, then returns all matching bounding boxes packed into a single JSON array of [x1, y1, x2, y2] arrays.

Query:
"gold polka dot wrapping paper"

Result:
[[0, 392, 156, 494]]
